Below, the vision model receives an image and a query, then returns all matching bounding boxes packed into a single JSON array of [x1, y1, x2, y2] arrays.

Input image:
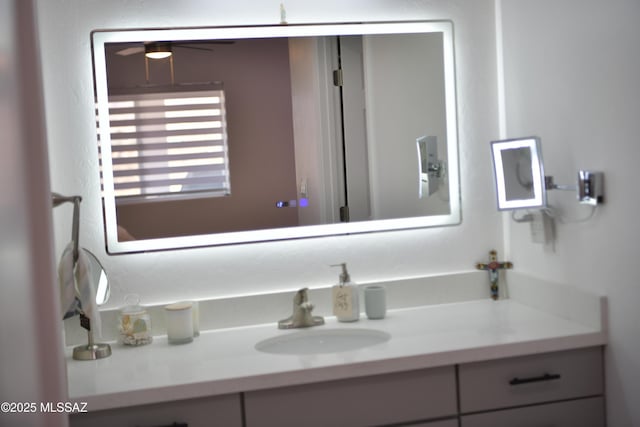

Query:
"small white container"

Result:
[[165, 302, 194, 344], [364, 285, 387, 319]]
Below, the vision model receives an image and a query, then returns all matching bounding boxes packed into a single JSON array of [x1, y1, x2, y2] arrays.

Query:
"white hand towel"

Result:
[[75, 248, 103, 339], [58, 243, 103, 338], [58, 243, 79, 319]]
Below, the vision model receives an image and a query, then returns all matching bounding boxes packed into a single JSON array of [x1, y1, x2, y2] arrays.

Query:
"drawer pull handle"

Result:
[[509, 373, 561, 386], [142, 423, 188, 427]]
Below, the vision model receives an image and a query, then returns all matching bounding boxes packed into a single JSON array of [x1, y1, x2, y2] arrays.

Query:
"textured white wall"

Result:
[[37, 0, 501, 310], [500, 0, 640, 425]]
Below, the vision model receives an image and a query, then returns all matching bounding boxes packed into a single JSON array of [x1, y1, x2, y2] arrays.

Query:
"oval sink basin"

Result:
[[255, 328, 391, 355]]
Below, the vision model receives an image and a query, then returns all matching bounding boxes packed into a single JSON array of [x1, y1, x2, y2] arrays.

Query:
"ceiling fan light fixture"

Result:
[[145, 42, 172, 59]]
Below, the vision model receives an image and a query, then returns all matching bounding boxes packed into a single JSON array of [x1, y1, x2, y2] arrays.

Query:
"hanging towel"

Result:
[[58, 243, 103, 338], [59, 243, 79, 319]]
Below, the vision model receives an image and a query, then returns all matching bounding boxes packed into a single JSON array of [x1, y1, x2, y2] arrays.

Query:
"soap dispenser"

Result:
[[331, 263, 360, 322]]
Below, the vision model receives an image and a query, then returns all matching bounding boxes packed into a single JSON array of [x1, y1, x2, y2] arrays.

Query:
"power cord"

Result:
[[510, 204, 597, 224], [542, 204, 597, 224], [511, 210, 534, 223]]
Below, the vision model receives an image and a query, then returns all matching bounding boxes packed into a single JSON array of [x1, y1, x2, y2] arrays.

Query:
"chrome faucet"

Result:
[[278, 288, 325, 329]]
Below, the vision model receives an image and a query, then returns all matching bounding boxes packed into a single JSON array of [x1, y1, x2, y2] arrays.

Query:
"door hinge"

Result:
[[339, 205, 350, 222], [333, 69, 343, 87]]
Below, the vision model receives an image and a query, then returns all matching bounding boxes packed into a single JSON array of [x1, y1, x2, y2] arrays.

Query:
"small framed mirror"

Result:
[[491, 136, 546, 210]]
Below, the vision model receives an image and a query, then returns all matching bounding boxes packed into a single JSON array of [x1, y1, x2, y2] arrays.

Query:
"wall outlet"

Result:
[[530, 210, 554, 244]]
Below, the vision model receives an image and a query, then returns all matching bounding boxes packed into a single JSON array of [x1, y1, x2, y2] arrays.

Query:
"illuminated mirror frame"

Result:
[[491, 136, 546, 210], [92, 21, 460, 253]]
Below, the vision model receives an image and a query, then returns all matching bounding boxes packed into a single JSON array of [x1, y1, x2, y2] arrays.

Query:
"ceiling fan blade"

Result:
[[175, 45, 215, 53], [177, 40, 236, 45], [113, 40, 235, 57], [115, 46, 145, 56]]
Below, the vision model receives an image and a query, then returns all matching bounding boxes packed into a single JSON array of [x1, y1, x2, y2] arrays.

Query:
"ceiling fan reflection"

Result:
[[115, 40, 235, 58]]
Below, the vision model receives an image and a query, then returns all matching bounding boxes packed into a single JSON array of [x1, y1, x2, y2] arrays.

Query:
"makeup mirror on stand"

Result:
[[53, 192, 112, 360]]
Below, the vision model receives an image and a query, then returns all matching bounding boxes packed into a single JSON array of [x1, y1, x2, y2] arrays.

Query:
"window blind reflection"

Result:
[[100, 89, 230, 202]]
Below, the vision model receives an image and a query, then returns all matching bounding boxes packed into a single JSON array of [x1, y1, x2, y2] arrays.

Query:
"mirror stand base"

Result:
[[72, 343, 112, 361], [73, 320, 111, 360]]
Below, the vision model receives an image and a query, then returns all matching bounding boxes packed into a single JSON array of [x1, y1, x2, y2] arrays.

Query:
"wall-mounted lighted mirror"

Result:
[[92, 21, 460, 253], [491, 136, 546, 210]]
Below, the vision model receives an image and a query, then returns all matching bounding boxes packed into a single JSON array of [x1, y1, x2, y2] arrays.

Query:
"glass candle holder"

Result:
[[118, 294, 153, 346]]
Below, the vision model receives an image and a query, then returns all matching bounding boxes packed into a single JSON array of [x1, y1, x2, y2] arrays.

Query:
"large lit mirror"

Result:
[[491, 136, 546, 210], [92, 21, 460, 253]]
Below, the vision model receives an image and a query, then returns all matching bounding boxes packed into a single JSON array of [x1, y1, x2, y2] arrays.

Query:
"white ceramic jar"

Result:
[[165, 302, 194, 344]]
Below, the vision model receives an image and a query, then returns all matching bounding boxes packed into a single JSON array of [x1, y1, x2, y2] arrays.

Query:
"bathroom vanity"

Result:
[[68, 273, 606, 427]]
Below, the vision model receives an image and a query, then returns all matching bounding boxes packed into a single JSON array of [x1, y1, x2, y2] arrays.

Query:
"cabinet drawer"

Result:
[[459, 347, 603, 413], [245, 366, 457, 427], [70, 394, 242, 427], [461, 396, 604, 427]]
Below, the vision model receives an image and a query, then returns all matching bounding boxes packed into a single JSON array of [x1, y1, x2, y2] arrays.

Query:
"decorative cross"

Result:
[[476, 250, 513, 301]]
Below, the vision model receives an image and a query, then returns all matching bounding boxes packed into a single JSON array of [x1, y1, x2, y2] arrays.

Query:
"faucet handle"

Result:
[[300, 301, 314, 311], [295, 288, 314, 312], [294, 287, 309, 305]]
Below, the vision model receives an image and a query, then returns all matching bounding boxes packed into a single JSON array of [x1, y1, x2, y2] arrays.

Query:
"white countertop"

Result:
[[67, 297, 606, 411]]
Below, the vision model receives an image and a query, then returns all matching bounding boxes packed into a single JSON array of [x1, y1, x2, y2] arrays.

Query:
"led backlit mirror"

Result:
[[491, 136, 546, 210], [92, 21, 460, 253]]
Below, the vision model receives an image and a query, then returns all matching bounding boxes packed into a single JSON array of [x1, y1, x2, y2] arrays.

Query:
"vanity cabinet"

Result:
[[69, 347, 604, 427], [459, 347, 604, 426], [69, 393, 242, 427], [244, 347, 604, 427], [244, 367, 457, 427]]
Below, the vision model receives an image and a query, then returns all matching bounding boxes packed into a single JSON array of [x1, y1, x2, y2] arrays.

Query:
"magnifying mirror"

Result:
[[72, 249, 112, 360], [85, 249, 110, 306], [491, 136, 546, 210]]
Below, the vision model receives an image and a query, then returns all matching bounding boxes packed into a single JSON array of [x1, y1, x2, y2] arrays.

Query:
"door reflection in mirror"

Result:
[[416, 135, 444, 199]]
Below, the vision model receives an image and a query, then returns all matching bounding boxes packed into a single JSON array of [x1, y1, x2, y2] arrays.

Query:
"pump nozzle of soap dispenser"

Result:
[[331, 263, 351, 286]]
